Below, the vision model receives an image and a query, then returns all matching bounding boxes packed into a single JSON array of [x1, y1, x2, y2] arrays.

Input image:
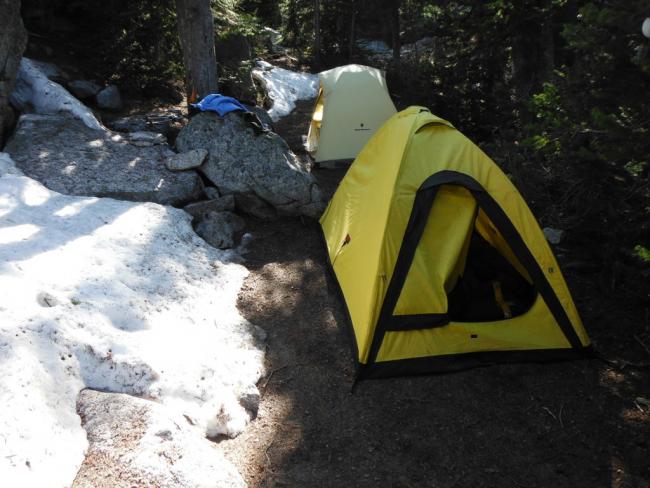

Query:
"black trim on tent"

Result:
[[361, 347, 594, 379], [365, 170, 585, 376], [423, 171, 583, 350], [320, 169, 589, 380], [367, 185, 441, 364], [384, 314, 449, 331]]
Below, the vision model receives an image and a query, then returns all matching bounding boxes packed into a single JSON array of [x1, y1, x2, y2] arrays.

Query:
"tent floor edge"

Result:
[[361, 346, 595, 380]]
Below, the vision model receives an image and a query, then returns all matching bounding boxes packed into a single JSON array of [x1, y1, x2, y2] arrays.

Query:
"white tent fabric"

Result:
[[307, 64, 396, 165]]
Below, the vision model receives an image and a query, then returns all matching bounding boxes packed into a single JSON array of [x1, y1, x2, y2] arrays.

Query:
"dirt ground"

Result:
[[216, 101, 650, 488]]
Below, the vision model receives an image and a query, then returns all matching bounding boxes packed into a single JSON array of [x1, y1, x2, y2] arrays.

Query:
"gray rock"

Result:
[[176, 112, 324, 219], [543, 227, 564, 245], [166, 148, 207, 171], [0, 0, 27, 143], [194, 211, 245, 249], [237, 384, 260, 419], [183, 194, 235, 220], [74, 389, 245, 488], [67, 79, 101, 99], [204, 186, 220, 199], [5, 114, 202, 205], [127, 130, 167, 145], [245, 104, 274, 131], [96, 84, 122, 110]]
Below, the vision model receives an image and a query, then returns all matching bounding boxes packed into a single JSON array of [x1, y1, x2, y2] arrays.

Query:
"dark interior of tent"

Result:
[[447, 227, 538, 323]]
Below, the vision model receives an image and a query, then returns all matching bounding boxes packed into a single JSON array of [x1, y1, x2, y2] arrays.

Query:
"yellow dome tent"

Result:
[[306, 64, 396, 167], [320, 107, 591, 379]]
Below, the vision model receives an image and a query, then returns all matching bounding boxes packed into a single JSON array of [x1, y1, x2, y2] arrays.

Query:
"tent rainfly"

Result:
[[320, 107, 591, 379], [306, 64, 396, 167]]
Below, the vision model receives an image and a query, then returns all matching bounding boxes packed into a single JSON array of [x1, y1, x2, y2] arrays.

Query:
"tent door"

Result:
[[367, 170, 583, 366]]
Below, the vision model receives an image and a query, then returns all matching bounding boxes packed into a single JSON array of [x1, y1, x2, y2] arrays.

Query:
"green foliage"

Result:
[[634, 245, 650, 263], [62, 0, 184, 95]]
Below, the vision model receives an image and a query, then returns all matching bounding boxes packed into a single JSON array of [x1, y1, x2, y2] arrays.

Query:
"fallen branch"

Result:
[[261, 365, 289, 393]]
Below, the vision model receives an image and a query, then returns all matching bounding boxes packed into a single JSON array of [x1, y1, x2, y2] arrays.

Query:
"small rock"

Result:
[[155, 429, 173, 440], [194, 211, 245, 249], [36, 292, 58, 307], [96, 85, 122, 110], [128, 131, 166, 145], [132, 140, 154, 147], [183, 195, 236, 220], [237, 384, 260, 419], [166, 148, 208, 171], [543, 227, 564, 245], [67, 80, 101, 99]]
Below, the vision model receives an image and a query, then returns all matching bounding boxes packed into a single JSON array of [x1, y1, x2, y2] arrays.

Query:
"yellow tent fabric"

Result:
[[307, 64, 397, 166], [320, 106, 591, 379]]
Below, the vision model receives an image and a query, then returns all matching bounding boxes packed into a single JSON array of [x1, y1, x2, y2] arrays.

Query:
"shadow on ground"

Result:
[[223, 174, 649, 488], [217, 95, 650, 488]]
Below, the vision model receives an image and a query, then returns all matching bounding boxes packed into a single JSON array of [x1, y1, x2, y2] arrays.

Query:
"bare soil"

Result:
[[217, 100, 650, 488]]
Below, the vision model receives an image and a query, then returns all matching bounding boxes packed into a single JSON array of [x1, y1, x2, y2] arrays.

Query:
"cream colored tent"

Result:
[[306, 64, 396, 166]]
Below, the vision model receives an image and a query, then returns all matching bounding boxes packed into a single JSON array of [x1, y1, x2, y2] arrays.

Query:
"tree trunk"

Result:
[[511, 1, 555, 112], [313, 0, 321, 69], [0, 0, 27, 145], [176, 0, 218, 104], [390, 0, 401, 62]]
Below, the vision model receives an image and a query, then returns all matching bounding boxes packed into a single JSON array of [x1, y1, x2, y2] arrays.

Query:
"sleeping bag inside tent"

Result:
[[320, 106, 591, 379], [306, 64, 396, 167]]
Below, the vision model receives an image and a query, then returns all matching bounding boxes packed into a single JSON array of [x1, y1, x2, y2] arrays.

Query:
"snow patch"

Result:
[[252, 60, 318, 121], [0, 153, 265, 486], [10, 57, 104, 131]]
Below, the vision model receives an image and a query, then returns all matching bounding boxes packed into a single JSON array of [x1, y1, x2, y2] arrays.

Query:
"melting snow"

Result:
[[10, 57, 104, 131], [0, 153, 265, 487], [252, 60, 318, 121]]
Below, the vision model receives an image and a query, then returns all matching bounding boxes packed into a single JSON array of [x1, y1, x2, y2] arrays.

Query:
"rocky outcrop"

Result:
[[74, 390, 246, 488], [0, 0, 27, 143], [5, 114, 202, 205], [176, 111, 324, 219]]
